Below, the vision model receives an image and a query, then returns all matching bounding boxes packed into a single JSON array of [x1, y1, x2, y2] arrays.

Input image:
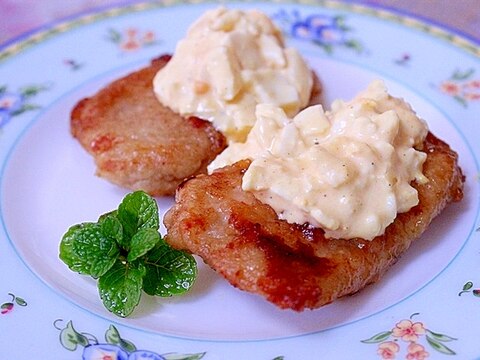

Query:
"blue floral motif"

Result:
[[54, 320, 283, 359], [272, 9, 363, 54], [0, 92, 24, 128], [82, 345, 167, 360], [0, 84, 49, 129], [0, 92, 23, 113], [0, 109, 10, 127], [292, 14, 344, 44], [129, 350, 166, 360], [55, 320, 203, 360]]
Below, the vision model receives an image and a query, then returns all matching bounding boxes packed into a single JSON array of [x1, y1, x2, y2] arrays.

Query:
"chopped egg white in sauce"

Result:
[[209, 80, 429, 240], [153, 7, 313, 143]]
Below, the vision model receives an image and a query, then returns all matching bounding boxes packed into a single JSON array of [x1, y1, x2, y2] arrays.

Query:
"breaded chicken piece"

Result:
[[164, 132, 464, 311], [70, 55, 227, 196], [71, 55, 322, 196]]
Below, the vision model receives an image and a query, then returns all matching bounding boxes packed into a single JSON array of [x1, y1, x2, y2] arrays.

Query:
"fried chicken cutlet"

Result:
[[70, 55, 227, 196], [70, 55, 322, 196], [163, 132, 464, 311]]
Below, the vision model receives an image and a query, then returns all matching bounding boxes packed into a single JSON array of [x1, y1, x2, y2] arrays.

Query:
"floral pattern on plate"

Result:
[[1, 292, 27, 315], [438, 68, 480, 107], [458, 281, 480, 297], [272, 9, 364, 54], [63, 59, 84, 71], [55, 320, 285, 360], [361, 313, 457, 358], [394, 53, 412, 67], [106, 27, 159, 53], [55, 320, 206, 360], [0, 84, 49, 129]]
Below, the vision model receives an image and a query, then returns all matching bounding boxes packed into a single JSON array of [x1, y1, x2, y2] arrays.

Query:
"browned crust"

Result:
[[164, 132, 465, 310], [70, 55, 227, 196], [71, 54, 322, 196]]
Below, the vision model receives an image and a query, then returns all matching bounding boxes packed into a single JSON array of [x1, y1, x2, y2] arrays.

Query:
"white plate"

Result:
[[1, 1, 479, 359]]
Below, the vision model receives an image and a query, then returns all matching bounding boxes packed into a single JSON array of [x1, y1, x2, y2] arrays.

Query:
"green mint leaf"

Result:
[[98, 211, 123, 244], [59, 223, 119, 278], [127, 228, 160, 262], [59, 224, 84, 272], [60, 191, 197, 318], [98, 259, 146, 317], [143, 238, 197, 297], [117, 191, 159, 249]]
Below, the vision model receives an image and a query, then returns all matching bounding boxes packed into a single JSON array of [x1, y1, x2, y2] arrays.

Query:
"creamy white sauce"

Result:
[[209, 80, 429, 240], [153, 7, 313, 142]]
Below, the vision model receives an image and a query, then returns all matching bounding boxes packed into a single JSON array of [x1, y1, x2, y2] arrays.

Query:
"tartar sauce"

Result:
[[209, 80, 429, 240], [153, 7, 313, 142]]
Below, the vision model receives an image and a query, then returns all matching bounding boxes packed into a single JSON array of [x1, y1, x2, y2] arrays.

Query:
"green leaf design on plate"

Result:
[[453, 95, 468, 107], [20, 84, 49, 98], [14, 297, 27, 306], [105, 324, 137, 353], [107, 28, 122, 44], [11, 103, 41, 116], [360, 331, 393, 343], [99, 259, 146, 317], [143, 238, 197, 297], [127, 228, 160, 262], [462, 281, 474, 291], [1, 302, 13, 310], [451, 68, 474, 81], [60, 222, 119, 278], [426, 329, 457, 342], [426, 335, 456, 355], [163, 353, 206, 360], [59, 320, 90, 351]]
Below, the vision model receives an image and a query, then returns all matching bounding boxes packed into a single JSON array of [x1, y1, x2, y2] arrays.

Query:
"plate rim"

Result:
[[0, 0, 479, 62], [0, 0, 479, 356]]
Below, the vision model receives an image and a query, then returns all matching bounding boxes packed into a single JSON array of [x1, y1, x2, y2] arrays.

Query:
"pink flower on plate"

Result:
[[120, 27, 141, 52], [392, 319, 426, 342], [120, 39, 141, 52], [407, 343, 429, 360], [143, 31, 156, 44], [1, 302, 14, 314], [377, 341, 400, 359], [440, 81, 461, 96], [107, 27, 159, 53], [464, 92, 480, 101], [126, 27, 138, 38], [464, 79, 480, 89]]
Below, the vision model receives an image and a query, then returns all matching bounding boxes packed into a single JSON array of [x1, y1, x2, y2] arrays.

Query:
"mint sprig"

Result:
[[59, 191, 197, 317]]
